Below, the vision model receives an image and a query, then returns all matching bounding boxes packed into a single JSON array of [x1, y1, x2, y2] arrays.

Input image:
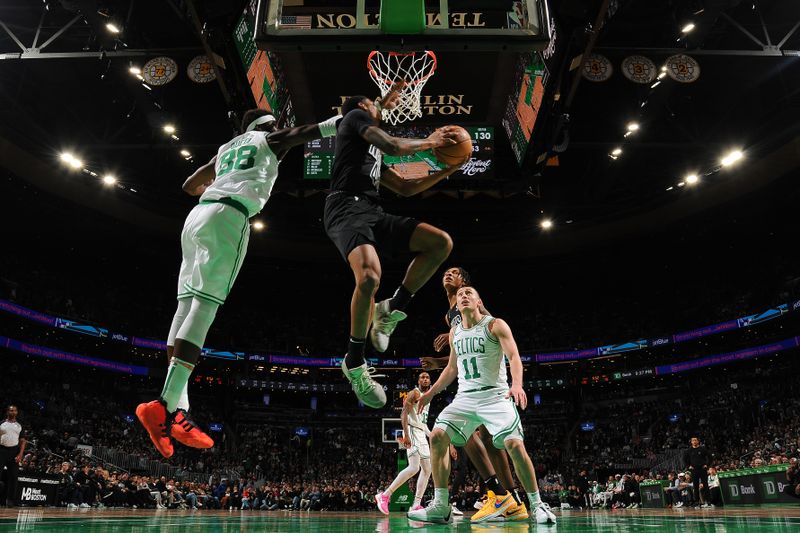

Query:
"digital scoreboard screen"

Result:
[[303, 126, 494, 180]]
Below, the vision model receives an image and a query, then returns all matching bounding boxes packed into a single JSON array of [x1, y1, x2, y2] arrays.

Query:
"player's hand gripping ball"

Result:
[[433, 125, 472, 167]]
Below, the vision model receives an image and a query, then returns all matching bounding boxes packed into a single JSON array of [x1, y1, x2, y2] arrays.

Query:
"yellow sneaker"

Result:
[[501, 501, 530, 521], [470, 491, 514, 523]]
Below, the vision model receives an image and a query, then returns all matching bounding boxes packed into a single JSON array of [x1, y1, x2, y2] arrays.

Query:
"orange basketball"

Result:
[[433, 126, 473, 167]]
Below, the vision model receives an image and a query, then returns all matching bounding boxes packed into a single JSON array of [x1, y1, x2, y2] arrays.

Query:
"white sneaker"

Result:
[[451, 504, 463, 516], [369, 299, 407, 353], [474, 498, 485, 510], [407, 502, 452, 524], [67, 503, 78, 509], [341, 360, 386, 408], [533, 502, 556, 525], [79, 503, 89, 508]]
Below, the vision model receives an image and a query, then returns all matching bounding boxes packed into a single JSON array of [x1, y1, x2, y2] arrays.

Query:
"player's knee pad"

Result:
[[176, 297, 219, 348]]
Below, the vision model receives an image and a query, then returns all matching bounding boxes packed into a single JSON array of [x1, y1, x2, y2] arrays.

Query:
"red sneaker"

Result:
[[169, 409, 214, 449], [136, 400, 174, 458]]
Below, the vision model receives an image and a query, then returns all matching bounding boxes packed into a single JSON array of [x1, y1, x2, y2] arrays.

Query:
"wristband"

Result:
[[318, 114, 342, 138]]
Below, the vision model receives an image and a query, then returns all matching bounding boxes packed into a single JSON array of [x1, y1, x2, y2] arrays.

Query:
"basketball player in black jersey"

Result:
[[421, 267, 526, 517], [328, 84, 468, 409]]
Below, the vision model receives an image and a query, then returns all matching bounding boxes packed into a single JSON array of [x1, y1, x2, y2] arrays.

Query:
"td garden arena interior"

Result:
[[1, 0, 800, 531]]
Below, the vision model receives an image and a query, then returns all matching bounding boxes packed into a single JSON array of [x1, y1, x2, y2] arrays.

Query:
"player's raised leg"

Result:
[[341, 243, 387, 408], [371, 223, 452, 352]]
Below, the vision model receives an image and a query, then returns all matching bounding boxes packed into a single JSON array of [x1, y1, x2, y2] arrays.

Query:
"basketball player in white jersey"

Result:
[[137, 109, 340, 458], [376, 372, 433, 514], [422, 267, 526, 520], [409, 286, 557, 525]]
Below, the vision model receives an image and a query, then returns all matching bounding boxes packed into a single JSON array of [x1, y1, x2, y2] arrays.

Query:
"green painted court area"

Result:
[[3, 508, 800, 532]]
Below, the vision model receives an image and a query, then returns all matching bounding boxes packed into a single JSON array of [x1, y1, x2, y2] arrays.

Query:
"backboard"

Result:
[[254, 0, 551, 52]]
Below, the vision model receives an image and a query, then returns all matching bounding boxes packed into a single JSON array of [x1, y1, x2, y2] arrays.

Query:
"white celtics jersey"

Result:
[[408, 387, 430, 431], [452, 315, 509, 393], [200, 130, 279, 217]]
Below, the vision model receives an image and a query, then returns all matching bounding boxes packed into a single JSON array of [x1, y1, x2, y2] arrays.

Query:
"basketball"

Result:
[[433, 125, 473, 167]]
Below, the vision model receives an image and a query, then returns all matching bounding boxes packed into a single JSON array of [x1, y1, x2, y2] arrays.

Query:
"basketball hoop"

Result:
[[367, 50, 437, 125]]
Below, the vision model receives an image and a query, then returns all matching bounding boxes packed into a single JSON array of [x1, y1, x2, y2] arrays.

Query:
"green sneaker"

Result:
[[341, 360, 386, 408]]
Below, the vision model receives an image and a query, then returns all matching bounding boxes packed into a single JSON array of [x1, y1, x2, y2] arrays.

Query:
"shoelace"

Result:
[[354, 367, 386, 395], [375, 311, 404, 335]]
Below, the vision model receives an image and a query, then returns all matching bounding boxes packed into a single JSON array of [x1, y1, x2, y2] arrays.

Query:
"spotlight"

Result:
[[681, 23, 696, 33], [60, 152, 75, 163], [657, 72, 666, 80], [106, 23, 121, 34], [128, 66, 141, 75], [540, 218, 553, 230], [685, 174, 699, 185], [624, 131, 633, 138], [626, 122, 640, 132], [611, 147, 622, 156], [650, 81, 661, 89], [666, 186, 674, 191], [252, 220, 265, 231], [180, 150, 191, 157], [661, 65, 668, 72], [720, 149, 743, 167], [677, 182, 686, 187], [102, 175, 117, 185], [163, 124, 176, 134]]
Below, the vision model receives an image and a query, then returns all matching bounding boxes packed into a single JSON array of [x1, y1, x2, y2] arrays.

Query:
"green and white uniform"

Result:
[[434, 315, 524, 449], [177, 131, 278, 304], [407, 387, 431, 459]]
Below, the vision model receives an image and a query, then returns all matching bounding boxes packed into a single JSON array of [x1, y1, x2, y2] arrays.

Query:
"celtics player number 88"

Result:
[[218, 144, 258, 176]]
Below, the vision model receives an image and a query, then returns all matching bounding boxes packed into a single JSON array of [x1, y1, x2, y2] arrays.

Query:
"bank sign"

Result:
[[719, 466, 797, 505]]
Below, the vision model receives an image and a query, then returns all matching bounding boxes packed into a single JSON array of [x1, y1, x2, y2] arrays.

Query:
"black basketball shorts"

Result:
[[323, 192, 420, 262]]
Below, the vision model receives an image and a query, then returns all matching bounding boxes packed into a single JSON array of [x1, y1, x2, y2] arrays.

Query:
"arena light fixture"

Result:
[[650, 81, 661, 89], [102, 175, 117, 185], [661, 65, 668, 72], [141, 83, 151, 90], [252, 220, 265, 231], [540, 218, 553, 230], [657, 72, 667, 80], [666, 186, 674, 191], [720, 149, 743, 167], [60, 152, 75, 163], [677, 182, 686, 187], [626, 122, 640, 132], [611, 147, 623, 156], [129, 66, 141, 75], [681, 23, 696, 33], [60, 152, 83, 169], [685, 174, 699, 185], [180, 150, 191, 157], [163, 124, 176, 134], [106, 23, 121, 34]]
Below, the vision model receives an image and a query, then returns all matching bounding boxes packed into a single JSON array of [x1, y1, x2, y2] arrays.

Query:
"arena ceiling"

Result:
[[0, 0, 798, 258]]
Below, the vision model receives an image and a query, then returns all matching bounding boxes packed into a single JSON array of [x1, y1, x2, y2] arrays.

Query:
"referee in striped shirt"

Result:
[[1, 405, 26, 507]]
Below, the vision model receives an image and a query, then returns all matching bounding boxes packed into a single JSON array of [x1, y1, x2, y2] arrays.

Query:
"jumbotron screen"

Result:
[[303, 126, 494, 180]]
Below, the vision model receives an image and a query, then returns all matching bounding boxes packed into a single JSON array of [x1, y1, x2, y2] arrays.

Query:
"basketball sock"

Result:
[[511, 489, 522, 505], [161, 357, 195, 413], [344, 336, 366, 369], [176, 382, 190, 412], [433, 488, 449, 507], [483, 476, 506, 496], [527, 491, 542, 507], [388, 285, 414, 312]]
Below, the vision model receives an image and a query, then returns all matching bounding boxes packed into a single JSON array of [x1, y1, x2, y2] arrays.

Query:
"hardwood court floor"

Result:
[[0, 506, 799, 532]]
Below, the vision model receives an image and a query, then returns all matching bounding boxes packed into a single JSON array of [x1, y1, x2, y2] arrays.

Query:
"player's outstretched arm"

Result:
[[182, 156, 217, 196], [267, 115, 341, 157], [399, 388, 419, 449], [379, 164, 465, 197], [491, 319, 528, 410], [361, 125, 458, 157], [418, 332, 458, 414]]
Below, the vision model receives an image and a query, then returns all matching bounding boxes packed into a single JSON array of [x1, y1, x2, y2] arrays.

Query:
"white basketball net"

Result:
[[368, 50, 437, 125]]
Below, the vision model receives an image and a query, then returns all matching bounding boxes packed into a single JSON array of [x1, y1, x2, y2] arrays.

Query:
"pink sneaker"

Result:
[[376, 492, 390, 515], [410, 504, 424, 511]]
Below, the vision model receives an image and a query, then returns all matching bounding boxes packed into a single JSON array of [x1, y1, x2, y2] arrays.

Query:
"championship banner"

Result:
[[16, 474, 60, 506], [719, 465, 797, 505]]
